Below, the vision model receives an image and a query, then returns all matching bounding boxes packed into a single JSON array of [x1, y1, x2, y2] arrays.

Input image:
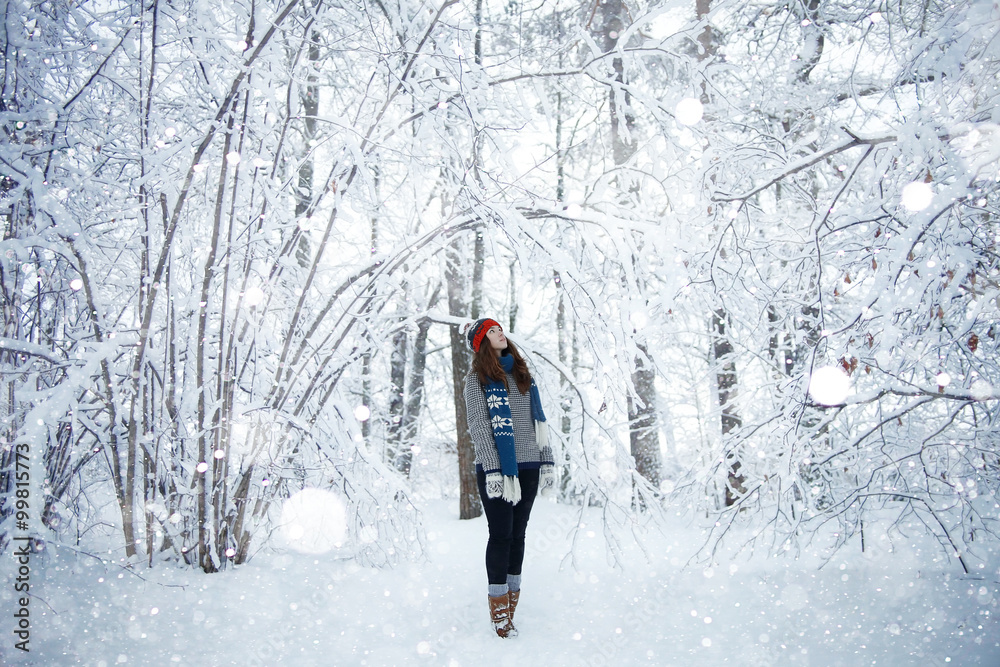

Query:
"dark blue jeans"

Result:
[[477, 467, 539, 585]]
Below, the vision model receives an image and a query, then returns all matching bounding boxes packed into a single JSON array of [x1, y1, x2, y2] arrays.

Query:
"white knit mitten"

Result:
[[539, 464, 556, 497], [485, 472, 504, 499]]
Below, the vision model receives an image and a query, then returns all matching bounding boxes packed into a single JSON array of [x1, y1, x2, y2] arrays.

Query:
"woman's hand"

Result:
[[485, 472, 504, 499]]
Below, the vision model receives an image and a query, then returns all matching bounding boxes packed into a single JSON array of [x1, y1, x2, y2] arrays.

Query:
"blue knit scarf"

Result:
[[483, 354, 547, 479]]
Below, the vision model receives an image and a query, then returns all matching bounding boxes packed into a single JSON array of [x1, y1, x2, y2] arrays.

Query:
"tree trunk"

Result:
[[712, 310, 744, 505], [444, 0, 488, 521], [794, 0, 825, 83], [694, 0, 742, 507], [554, 271, 573, 496], [600, 0, 662, 488], [213, 88, 252, 569], [628, 344, 661, 485], [399, 311, 434, 477], [447, 239, 481, 520], [361, 170, 379, 441], [386, 327, 407, 467], [507, 261, 518, 333], [293, 18, 320, 267], [195, 106, 236, 574]]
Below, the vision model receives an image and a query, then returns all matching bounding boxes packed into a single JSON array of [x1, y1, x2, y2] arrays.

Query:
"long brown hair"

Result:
[[472, 338, 532, 394]]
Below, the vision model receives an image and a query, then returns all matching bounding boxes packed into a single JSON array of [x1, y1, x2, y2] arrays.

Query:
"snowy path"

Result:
[[7, 499, 1000, 666]]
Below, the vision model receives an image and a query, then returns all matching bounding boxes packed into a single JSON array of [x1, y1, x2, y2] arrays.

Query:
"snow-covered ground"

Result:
[[4, 498, 999, 666]]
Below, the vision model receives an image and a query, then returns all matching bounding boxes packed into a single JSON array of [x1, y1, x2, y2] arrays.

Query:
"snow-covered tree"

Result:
[[2, 0, 997, 576]]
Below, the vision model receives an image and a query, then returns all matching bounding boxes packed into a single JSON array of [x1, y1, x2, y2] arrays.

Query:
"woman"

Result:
[[463, 318, 555, 638]]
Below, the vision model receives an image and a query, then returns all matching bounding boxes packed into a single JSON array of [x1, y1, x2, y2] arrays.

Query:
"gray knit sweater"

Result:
[[464, 369, 554, 474]]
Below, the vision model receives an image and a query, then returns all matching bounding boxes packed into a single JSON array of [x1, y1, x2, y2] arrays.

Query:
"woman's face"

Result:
[[486, 325, 507, 351]]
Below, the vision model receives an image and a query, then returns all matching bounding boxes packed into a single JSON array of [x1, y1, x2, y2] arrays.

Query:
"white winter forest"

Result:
[[1, 0, 999, 664]]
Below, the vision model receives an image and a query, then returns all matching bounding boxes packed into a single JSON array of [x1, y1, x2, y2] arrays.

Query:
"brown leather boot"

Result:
[[508, 589, 520, 623], [488, 593, 515, 638]]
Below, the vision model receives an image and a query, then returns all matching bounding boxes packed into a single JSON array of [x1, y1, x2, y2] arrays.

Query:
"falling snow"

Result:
[[2, 0, 999, 664], [4, 501, 998, 665]]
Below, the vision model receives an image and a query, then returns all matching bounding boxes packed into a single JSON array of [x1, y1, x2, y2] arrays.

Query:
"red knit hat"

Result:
[[465, 318, 500, 353]]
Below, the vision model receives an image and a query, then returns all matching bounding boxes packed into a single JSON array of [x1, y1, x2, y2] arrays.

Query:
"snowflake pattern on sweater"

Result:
[[464, 371, 553, 474]]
